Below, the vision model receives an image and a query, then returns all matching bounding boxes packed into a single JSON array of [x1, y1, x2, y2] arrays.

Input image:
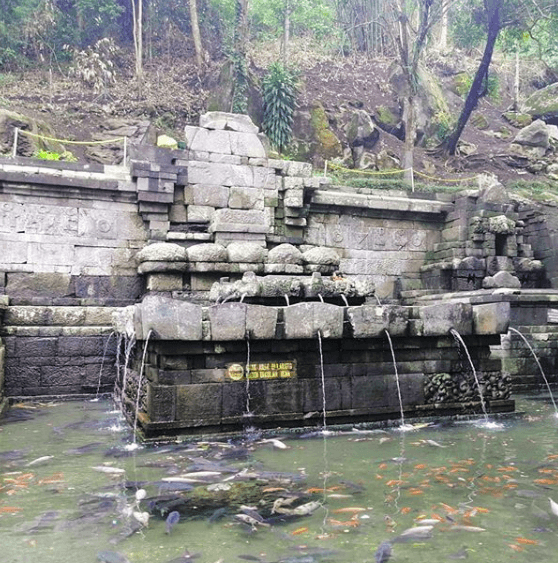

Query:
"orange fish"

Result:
[[379, 463, 388, 470], [331, 507, 366, 514], [508, 544, 524, 552], [375, 475, 384, 480], [515, 537, 538, 545], [0, 506, 23, 514], [291, 527, 309, 535], [497, 466, 518, 472], [534, 478, 558, 485], [414, 464, 427, 470], [546, 454, 558, 460], [328, 517, 360, 528], [263, 487, 288, 493], [439, 503, 458, 514], [386, 479, 404, 487], [407, 489, 424, 496], [472, 506, 489, 513], [400, 507, 412, 514]]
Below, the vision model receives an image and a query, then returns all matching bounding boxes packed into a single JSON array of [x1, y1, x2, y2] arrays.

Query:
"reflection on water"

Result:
[[1, 397, 558, 563]]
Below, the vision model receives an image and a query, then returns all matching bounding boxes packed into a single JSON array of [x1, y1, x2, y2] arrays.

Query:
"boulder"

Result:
[[513, 119, 549, 148], [0, 109, 65, 157], [346, 110, 379, 167], [226, 242, 268, 263], [522, 82, 558, 122], [309, 102, 343, 163], [302, 247, 340, 267]]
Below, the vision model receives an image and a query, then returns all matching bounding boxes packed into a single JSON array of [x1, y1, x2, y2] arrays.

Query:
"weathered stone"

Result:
[[268, 243, 303, 265], [136, 243, 188, 263], [139, 295, 203, 340], [210, 209, 269, 233], [488, 215, 516, 235], [187, 205, 215, 223], [146, 273, 184, 291], [228, 186, 263, 209], [184, 184, 230, 208], [199, 112, 259, 133], [522, 83, 558, 121], [226, 242, 268, 263], [283, 302, 344, 339], [6, 273, 72, 298], [188, 243, 228, 262], [347, 305, 409, 338], [302, 247, 340, 267], [419, 302, 473, 336], [138, 261, 189, 274], [176, 383, 222, 424], [246, 305, 278, 339], [482, 271, 521, 289], [208, 303, 247, 340], [473, 302, 510, 335], [513, 119, 549, 148]]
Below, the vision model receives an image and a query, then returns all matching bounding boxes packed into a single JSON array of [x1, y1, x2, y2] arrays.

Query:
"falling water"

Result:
[[384, 329, 405, 428], [91, 331, 115, 402], [240, 293, 246, 303], [449, 328, 489, 424], [284, 294, 290, 306], [509, 327, 558, 415], [132, 329, 153, 446], [120, 333, 136, 408], [340, 294, 349, 307], [244, 334, 253, 419], [317, 330, 327, 431], [318, 294, 324, 303]]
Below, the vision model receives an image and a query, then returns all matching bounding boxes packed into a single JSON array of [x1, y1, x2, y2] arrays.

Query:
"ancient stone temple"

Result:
[[1, 112, 558, 436]]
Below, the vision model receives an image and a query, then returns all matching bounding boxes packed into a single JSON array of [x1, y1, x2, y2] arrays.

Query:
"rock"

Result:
[[200, 112, 259, 134], [302, 247, 340, 267], [509, 143, 547, 159], [482, 271, 521, 289], [376, 149, 400, 170], [420, 302, 473, 337], [187, 243, 228, 262], [226, 242, 268, 263], [267, 243, 303, 264], [473, 302, 510, 335], [0, 109, 65, 157], [346, 109, 379, 151], [471, 112, 489, 130], [488, 215, 516, 235], [502, 111, 532, 128], [309, 102, 343, 163], [157, 135, 178, 149], [479, 181, 509, 204], [522, 82, 558, 122], [374, 104, 404, 139], [456, 140, 477, 156], [136, 243, 188, 263], [513, 119, 549, 148]]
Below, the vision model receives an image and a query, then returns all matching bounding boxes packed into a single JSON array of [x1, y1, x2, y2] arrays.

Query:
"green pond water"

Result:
[[1, 397, 558, 563]]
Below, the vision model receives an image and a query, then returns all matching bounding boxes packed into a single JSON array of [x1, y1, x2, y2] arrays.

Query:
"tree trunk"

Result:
[[131, 0, 143, 96], [444, 3, 501, 155], [438, 2, 448, 50], [189, 0, 205, 67], [236, 0, 249, 56]]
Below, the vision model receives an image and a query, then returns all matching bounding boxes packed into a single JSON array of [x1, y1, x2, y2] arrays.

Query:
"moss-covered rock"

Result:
[[0, 109, 65, 157], [503, 111, 533, 128], [309, 102, 343, 162], [522, 82, 558, 122], [471, 113, 489, 130]]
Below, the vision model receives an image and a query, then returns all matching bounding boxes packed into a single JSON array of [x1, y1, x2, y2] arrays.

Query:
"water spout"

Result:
[[120, 333, 136, 409], [317, 330, 327, 432], [318, 294, 324, 303], [240, 293, 247, 303], [449, 328, 489, 425], [509, 327, 558, 416], [244, 334, 253, 420], [132, 329, 153, 446], [284, 294, 290, 306], [384, 329, 405, 428], [340, 294, 349, 307], [91, 331, 115, 402]]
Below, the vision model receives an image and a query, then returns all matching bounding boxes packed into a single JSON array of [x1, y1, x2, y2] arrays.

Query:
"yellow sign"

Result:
[[227, 361, 296, 381]]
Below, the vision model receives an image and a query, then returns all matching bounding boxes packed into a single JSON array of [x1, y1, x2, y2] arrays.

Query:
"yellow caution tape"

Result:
[[328, 161, 478, 184], [17, 129, 126, 146]]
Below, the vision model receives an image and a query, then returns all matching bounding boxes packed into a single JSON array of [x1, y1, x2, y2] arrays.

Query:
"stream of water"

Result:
[[2, 397, 558, 563]]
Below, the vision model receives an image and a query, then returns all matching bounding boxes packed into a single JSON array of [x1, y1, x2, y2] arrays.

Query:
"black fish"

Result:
[[165, 552, 201, 563], [65, 442, 103, 455], [375, 541, 392, 563], [208, 507, 227, 523], [448, 547, 468, 560], [165, 511, 180, 535]]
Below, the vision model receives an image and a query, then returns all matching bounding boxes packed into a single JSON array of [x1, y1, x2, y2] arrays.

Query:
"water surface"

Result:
[[1, 397, 558, 563]]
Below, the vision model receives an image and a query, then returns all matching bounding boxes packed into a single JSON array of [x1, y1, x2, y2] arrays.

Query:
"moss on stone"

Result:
[[309, 102, 342, 160], [375, 105, 398, 127]]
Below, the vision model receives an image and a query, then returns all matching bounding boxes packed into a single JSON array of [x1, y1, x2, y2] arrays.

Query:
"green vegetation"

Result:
[[261, 62, 297, 152], [34, 149, 78, 162]]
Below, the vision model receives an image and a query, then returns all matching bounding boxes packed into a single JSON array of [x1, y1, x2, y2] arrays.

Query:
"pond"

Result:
[[1, 396, 558, 563]]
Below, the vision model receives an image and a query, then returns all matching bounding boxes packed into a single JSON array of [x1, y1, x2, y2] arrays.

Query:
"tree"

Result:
[[131, 0, 143, 94], [386, 0, 453, 182], [443, 0, 558, 156], [188, 0, 205, 67]]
